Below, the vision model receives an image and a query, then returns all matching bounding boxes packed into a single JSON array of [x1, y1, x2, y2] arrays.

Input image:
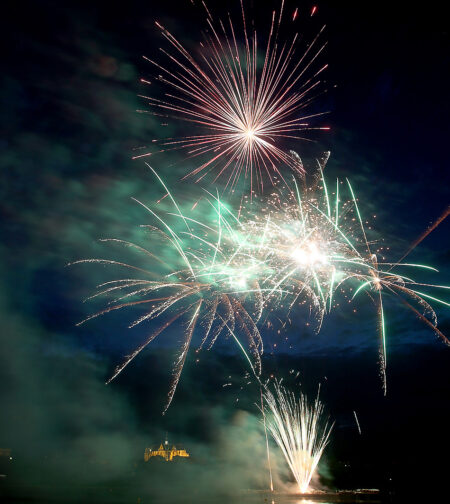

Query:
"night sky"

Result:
[[1, 1, 449, 502]]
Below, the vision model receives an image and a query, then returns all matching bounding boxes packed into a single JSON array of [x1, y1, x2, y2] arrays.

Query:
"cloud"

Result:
[[0, 285, 299, 500]]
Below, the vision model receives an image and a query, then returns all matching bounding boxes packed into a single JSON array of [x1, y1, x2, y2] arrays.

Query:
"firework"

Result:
[[339, 187, 450, 392], [353, 410, 361, 435], [72, 159, 449, 406], [71, 166, 266, 412], [243, 151, 357, 333], [262, 381, 333, 493], [136, 0, 328, 192], [244, 155, 449, 392]]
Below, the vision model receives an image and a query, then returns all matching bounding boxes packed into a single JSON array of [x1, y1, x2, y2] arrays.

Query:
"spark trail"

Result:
[[353, 410, 361, 435]]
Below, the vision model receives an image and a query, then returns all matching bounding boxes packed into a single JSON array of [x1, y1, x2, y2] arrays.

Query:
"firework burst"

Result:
[[242, 153, 449, 392], [136, 0, 329, 192], [243, 151, 357, 333], [71, 167, 266, 412], [72, 159, 449, 406]]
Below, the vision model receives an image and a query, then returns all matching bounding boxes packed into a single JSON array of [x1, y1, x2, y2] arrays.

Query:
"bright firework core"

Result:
[[290, 241, 328, 267], [245, 128, 256, 140], [229, 274, 248, 290]]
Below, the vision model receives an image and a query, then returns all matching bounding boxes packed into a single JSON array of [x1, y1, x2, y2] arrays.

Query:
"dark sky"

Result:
[[1, 1, 449, 501]]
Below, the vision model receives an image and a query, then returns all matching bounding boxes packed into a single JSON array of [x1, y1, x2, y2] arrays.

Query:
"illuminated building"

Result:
[[144, 436, 190, 462]]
